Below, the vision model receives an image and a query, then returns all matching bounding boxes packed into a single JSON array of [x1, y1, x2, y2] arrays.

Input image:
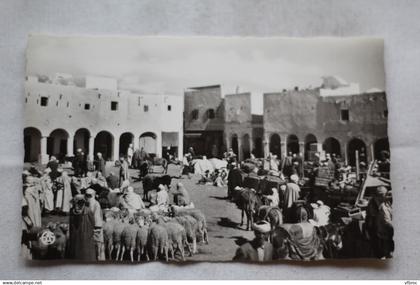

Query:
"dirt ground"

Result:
[[40, 162, 254, 262]]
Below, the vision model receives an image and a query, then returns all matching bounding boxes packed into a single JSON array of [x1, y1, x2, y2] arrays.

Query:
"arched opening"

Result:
[[287, 134, 299, 155], [94, 131, 114, 161], [242, 134, 251, 159], [304, 134, 318, 161], [231, 134, 239, 157], [269, 134, 281, 157], [323, 137, 341, 157], [119, 132, 134, 159], [24, 127, 41, 162], [374, 137, 390, 160], [139, 132, 157, 156], [47, 129, 69, 162], [73, 128, 90, 155], [347, 138, 367, 166], [254, 137, 263, 158]]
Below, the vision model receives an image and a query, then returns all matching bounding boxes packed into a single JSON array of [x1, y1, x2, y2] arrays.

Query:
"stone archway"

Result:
[[74, 128, 90, 155], [94, 131, 114, 161], [323, 137, 341, 157], [254, 137, 263, 158], [24, 127, 42, 162], [242, 134, 251, 159], [287, 134, 299, 155], [304, 134, 317, 161], [231, 134, 239, 157], [269, 134, 281, 157], [139, 132, 157, 156], [347, 138, 367, 166], [119, 132, 134, 159], [374, 137, 390, 160], [47, 129, 69, 162]]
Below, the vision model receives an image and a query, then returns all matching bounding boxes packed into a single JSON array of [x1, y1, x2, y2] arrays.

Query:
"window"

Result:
[[111, 101, 118, 111], [40, 96, 48, 107], [138, 97, 141, 106], [59, 94, 63, 99], [25, 98, 27, 103], [191, 109, 199, 120], [66, 102, 69, 108], [84, 103, 90, 110], [341, 109, 349, 121], [167, 105, 172, 111], [98, 93, 101, 99], [207, 109, 215, 119], [144, 105, 149, 112], [383, 109, 388, 118]]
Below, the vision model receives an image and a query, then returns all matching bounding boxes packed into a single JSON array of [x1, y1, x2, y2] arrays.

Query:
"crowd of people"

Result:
[[21, 149, 194, 261], [226, 147, 393, 261], [21, 143, 392, 261]]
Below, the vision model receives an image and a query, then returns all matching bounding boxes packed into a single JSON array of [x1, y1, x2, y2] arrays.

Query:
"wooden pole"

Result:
[[355, 150, 360, 180]]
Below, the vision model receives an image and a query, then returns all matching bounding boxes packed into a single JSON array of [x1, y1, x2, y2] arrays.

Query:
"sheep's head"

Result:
[[59, 223, 69, 234], [47, 222, 58, 231]]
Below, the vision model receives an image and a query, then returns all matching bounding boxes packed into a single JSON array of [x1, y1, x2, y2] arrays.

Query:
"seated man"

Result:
[[233, 221, 273, 262], [106, 172, 119, 190], [119, 186, 145, 214], [172, 182, 191, 207], [149, 184, 169, 212]]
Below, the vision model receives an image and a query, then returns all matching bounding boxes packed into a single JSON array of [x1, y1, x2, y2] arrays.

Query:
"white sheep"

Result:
[[147, 222, 169, 261], [173, 216, 197, 255], [121, 218, 139, 262]]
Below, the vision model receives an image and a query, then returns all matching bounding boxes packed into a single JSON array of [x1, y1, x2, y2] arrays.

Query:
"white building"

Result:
[[24, 75, 184, 164], [319, 75, 360, 97]]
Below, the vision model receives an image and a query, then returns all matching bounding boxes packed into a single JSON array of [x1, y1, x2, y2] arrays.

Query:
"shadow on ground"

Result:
[[217, 217, 240, 229], [230, 236, 250, 246]]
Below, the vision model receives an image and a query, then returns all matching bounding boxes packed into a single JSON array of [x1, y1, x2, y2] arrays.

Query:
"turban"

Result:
[[85, 188, 96, 196], [376, 186, 388, 196], [290, 174, 299, 183], [252, 221, 271, 233]]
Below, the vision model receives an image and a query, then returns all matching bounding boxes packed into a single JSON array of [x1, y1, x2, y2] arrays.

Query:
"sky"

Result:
[[26, 35, 385, 114]]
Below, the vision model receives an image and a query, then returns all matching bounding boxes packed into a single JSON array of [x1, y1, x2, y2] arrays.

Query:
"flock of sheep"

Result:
[[103, 206, 209, 262]]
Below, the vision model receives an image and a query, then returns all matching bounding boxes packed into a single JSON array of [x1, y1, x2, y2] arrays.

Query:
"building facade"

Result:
[[24, 75, 184, 164], [183, 85, 225, 157], [263, 86, 389, 166], [224, 92, 264, 161]]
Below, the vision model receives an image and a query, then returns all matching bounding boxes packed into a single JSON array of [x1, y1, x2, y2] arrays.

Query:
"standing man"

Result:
[[73, 148, 84, 177], [85, 188, 105, 261], [233, 221, 273, 261], [127, 143, 134, 168], [365, 186, 393, 258], [68, 194, 96, 261], [47, 156, 59, 181], [138, 147, 149, 179], [283, 174, 301, 221], [119, 157, 129, 186], [95, 152, 106, 177]]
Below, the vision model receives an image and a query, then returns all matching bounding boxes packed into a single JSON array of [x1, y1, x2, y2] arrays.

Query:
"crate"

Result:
[[243, 176, 260, 190], [315, 177, 331, 187]]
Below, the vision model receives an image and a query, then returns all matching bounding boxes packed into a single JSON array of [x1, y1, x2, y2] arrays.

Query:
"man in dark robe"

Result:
[[95, 152, 106, 177], [137, 148, 150, 179], [106, 172, 120, 190], [233, 221, 273, 262], [227, 165, 245, 200], [47, 156, 60, 181], [68, 195, 96, 261], [73, 149, 84, 177]]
